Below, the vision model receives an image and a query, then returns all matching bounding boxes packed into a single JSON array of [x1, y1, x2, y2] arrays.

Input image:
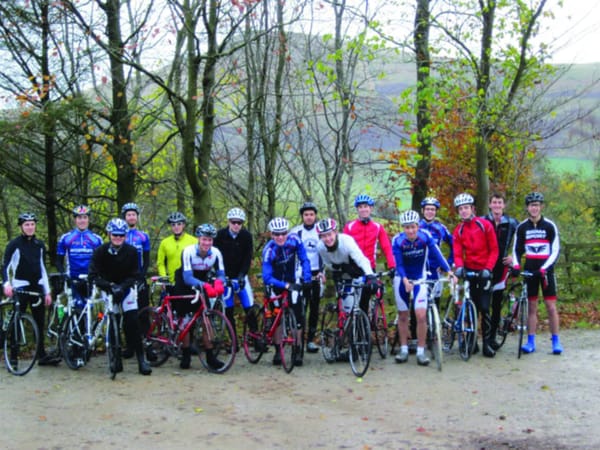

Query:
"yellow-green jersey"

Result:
[[156, 232, 197, 283]]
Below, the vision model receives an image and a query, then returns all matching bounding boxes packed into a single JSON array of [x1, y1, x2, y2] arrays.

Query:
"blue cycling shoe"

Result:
[[521, 342, 536, 354], [552, 336, 563, 355]]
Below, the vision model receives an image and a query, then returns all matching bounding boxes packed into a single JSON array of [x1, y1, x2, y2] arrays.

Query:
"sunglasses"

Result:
[[272, 231, 287, 237], [229, 221, 243, 225]]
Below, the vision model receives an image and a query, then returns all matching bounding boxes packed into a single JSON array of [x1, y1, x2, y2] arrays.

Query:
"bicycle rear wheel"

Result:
[[138, 306, 171, 367], [427, 305, 443, 371], [4, 313, 39, 376], [280, 307, 298, 374], [441, 297, 456, 353], [242, 305, 265, 364], [60, 314, 88, 370], [372, 300, 388, 359], [458, 300, 477, 361], [319, 303, 338, 363], [517, 297, 528, 359], [496, 285, 521, 350], [195, 310, 236, 374], [45, 302, 64, 360], [348, 310, 372, 377]]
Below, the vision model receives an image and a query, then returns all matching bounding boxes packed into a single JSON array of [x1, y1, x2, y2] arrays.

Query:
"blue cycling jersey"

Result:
[[418, 219, 454, 268], [392, 229, 451, 280], [125, 228, 150, 272], [262, 233, 311, 289], [57, 229, 103, 278]]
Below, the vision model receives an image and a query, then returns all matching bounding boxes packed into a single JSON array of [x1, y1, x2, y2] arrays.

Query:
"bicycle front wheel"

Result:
[[60, 314, 87, 370], [4, 313, 39, 376], [280, 307, 298, 374], [348, 310, 372, 377], [319, 303, 338, 363], [242, 305, 265, 364], [195, 310, 236, 374], [372, 300, 388, 359], [458, 300, 477, 361], [517, 297, 528, 359], [138, 306, 171, 367], [106, 314, 122, 380], [428, 305, 443, 371]]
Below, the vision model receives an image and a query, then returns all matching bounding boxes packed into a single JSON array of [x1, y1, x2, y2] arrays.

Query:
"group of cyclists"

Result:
[[1, 189, 563, 376]]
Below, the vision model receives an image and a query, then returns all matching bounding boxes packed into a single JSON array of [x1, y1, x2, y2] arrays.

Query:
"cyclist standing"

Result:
[[290, 202, 323, 354], [174, 223, 226, 370], [88, 218, 152, 375], [56, 205, 103, 308], [481, 193, 519, 350], [214, 208, 255, 344], [512, 192, 562, 355], [261, 217, 311, 367], [2, 212, 55, 365], [392, 210, 454, 366], [121, 202, 151, 358], [343, 194, 395, 313], [156, 212, 197, 285], [452, 193, 499, 358]]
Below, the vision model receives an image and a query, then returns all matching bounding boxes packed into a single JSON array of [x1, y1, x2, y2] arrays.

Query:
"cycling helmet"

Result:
[[354, 194, 375, 207], [316, 218, 337, 235], [299, 201, 318, 215], [18, 212, 37, 225], [420, 197, 440, 209], [195, 223, 217, 238], [399, 210, 420, 225], [167, 211, 187, 224], [120, 202, 140, 216], [226, 207, 246, 222], [105, 218, 128, 236], [268, 217, 289, 233], [72, 205, 91, 217], [454, 193, 475, 208], [525, 191, 544, 205]]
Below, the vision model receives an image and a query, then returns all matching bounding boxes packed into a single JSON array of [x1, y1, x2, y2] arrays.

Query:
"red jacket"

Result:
[[343, 219, 395, 269], [452, 216, 498, 271]]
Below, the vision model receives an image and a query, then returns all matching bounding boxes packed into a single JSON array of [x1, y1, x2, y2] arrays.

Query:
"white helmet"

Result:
[[454, 193, 475, 208], [227, 207, 246, 222], [268, 217, 289, 233], [399, 210, 420, 225]]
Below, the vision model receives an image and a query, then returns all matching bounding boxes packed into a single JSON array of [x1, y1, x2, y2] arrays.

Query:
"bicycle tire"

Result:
[[517, 296, 528, 359], [458, 300, 477, 361], [319, 303, 338, 363], [60, 314, 88, 370], [280, 307, 298, 374], [495, 284, 521, 350], [428, 304, 443, 371], [106, 314, 122, 380], [372, 299, 388, 359], [91, 314, 107, 355], [195, 309, 236, 374], [441, 296, 456, 353], [242, 305, 265, 364], [138, 306, 171, 367], [4, 313, 39, 376], [348, 309, 372, 377], [45, 302, 64, 360]]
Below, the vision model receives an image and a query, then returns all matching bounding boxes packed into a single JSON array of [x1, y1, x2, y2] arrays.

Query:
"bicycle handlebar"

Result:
[[190, 288, 202, 305]]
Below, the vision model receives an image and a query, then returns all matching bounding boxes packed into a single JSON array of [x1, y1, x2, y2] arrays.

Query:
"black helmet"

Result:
[[299, 201, 318, 215], [525, 192, 544, 205], [121, 202, 140, 217], [166, 211, 187, 224], [18, 212, 37, 225]]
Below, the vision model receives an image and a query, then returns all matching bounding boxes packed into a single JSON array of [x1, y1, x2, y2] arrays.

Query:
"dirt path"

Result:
[[1, 329, 598, 449]]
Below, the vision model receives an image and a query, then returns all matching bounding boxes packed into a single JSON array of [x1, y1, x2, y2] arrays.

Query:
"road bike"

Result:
[[367, 271, 393, 359], [242, 287, 299, 373], [0, 289, 41, 376], [319, 277, 372, 377], [441, 271, 479, 361], [140, 286, 236, 373], [494, 271, 532, 358]]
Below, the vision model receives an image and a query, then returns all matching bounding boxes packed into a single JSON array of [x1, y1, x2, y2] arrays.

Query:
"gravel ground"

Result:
[[1, 328, 598, 449]]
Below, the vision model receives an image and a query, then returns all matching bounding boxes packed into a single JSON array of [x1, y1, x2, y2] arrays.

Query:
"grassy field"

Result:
[[548, 157, 596, 177]]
